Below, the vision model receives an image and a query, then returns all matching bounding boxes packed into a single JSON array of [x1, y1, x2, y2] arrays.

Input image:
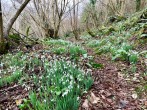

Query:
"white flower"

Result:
[[68, 84, 73, 89], [62, 89, 69, 97], [43, 100, 47, 103], [70, 75, 73, 80], [39, 76, 43, 79], [77, 97, 80, 101]]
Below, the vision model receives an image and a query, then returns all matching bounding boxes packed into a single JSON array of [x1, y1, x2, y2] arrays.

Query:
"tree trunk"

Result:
[[136, 0, 141, 12], [120, 0, 126, 16], [73, 0, 79, 40], [0, 0, 6, 54], [4, 0, 31, 38], [54, 21, 61, 39], [0, 0, 4, 42]]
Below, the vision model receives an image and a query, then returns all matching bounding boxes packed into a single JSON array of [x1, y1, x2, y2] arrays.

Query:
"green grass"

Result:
[[0, 70, 23, 87]]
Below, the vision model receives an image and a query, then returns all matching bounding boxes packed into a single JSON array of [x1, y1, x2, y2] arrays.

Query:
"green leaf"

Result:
[[129, 54, 138, 64], [56, 91, 62, 96], [91, 63, 103, 69]]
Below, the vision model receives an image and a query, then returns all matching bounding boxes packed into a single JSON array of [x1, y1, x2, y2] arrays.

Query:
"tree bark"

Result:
[[136, 0, 141, 12], [0, 0, 4, 42], [54, 21, 61, 39], [4, 0, 31, 38], [73, 0, 79, 40]]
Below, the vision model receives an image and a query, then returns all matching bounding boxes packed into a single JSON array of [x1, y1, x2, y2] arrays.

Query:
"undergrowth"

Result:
[[19, 61, 93, 110]]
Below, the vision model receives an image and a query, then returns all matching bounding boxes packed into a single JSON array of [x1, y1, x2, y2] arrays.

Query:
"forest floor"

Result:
[[0, 9, 147, 110], [66, 38, 147, 110], [80, 47, 147, 110], [0, 38, 147, 110]]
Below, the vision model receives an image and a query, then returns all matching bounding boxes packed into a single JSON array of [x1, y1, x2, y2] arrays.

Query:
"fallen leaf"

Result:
[[145, 101, 147, 106], [90, 92, 100, 104], [15, 99, 23, 106], [82, 99, 89, 108], [118, 72, 124, 79]]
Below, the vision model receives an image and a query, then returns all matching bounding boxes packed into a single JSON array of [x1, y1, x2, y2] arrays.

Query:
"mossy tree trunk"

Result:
[[53, 18, 61, 39], [0, 0, 3, 42], [136, 0, 141, 12], [0, 0, 31, 54]]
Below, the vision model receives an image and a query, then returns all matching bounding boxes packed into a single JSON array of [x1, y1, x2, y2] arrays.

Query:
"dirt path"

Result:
[[80, 47, 147, 110]]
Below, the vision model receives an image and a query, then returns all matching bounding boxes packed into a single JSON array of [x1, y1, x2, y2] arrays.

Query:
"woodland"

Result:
[[0, 0, 147, 109]]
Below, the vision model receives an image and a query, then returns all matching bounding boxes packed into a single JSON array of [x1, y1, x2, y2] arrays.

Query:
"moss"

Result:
[[0, 42, 9, 54], [109, 16, 126, 23], [9, 34, 21, 44]]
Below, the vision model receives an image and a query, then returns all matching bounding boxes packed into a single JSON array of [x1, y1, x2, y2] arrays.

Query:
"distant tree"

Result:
[[136, 0, 141, 12], [31, 0, 70, 39], [70, 0, 79, 40], [0, 0, 4, 43]]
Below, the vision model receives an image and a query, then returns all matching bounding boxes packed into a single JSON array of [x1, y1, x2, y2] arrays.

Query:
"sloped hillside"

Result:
[[0, 8, 146, 110], [79, 9, 147, 109]]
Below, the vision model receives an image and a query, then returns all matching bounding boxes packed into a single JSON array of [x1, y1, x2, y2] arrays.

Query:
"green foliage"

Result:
[[9, 34, 21, 44], [52, 47, 67, 55], [85, 10, 146, 65], [98, 26, 117, 35], [88, 60, 103, 69], [0, 70, 22, 87], [43, 39, 72, 46], [0, 52, 43, 87], [111, 43, 138, 64], [26, 26, 31, 37], [69, 45, 87, 60], [87, 40, 100, 48], [1, 51, 26, 68], [80, 35, 92, 41], [87, 30, 139, 64], [22, 61, 93, 110]]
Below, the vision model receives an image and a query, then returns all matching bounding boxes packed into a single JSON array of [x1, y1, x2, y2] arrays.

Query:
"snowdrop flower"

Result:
[[39, 76, 43, 79], [68, 84, 73, 89], [41, 55, 45, 59], [77, 97, 80, 101], [10, 66, 13, 70], [70, 81, 73, 85], [47, 75, 49, 78], [0, 63, 4, 67], [37, 88, 41, 91], [43, 100, 47, 103], [62, 81, 66, 85], [70, 75, 73, 80], [62, 89, 69, 97]]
